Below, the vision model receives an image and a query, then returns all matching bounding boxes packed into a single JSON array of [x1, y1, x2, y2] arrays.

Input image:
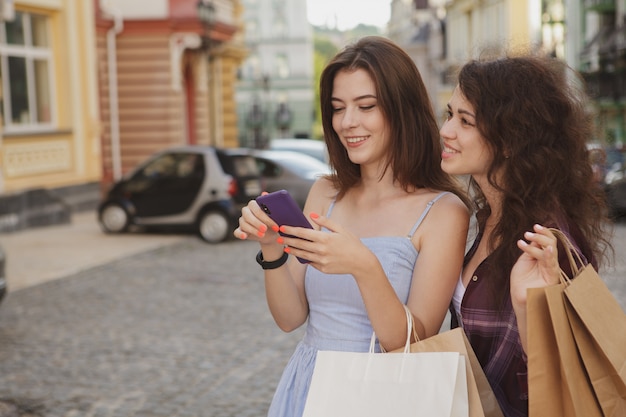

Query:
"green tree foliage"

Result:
[[312, 36, 338, 139]]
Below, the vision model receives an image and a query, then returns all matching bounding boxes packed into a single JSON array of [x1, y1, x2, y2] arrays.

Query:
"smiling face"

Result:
[[439, 86, 494, 184], [330, 69, 390, 168]]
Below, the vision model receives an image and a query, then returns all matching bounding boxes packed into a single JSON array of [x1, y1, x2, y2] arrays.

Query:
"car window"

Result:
[[255, 158, 282, 178], [139, 153, 201, 180], [142, 154, 179, 179], [218, 154, 259, 177], [177, 154, 202, 178], [230, 155, 260, 177]]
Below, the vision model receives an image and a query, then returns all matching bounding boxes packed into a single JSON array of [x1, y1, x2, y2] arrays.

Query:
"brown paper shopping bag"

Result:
[[527, 285, 571, 417], [391, 316, 503, 417], [553, 228, 626, 416], [564, 296, 626, 416], [543, 283, 603, 416], [528, 228, 626, 417]]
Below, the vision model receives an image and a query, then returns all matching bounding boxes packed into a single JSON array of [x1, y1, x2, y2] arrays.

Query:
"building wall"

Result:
[[446, 0, 546, 67], [0, 0, 101, 194], [236, 0, 315, 145], [96, 0, 246, 186]]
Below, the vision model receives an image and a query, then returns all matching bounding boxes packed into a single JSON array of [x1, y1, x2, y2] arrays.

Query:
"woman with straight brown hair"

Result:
[[236, 36, 471, 417]]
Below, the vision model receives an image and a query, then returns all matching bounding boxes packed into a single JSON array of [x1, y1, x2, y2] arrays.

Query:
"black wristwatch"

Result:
[[256, 250, 289, 270]]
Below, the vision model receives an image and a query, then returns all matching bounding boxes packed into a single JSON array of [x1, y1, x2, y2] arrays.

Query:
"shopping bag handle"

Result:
[[548, 227, 586, 285], [370, 305, 417, 353]]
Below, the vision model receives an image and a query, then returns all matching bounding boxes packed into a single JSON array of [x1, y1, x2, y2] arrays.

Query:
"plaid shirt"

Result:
[[451, 249, 528, 417], [452, 225, 592, 417]]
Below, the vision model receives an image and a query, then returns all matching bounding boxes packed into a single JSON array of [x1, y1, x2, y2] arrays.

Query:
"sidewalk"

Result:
[[0, 211, 189, 292]]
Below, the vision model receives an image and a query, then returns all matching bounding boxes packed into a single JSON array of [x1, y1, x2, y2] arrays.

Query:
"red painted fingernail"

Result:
[[277, 237, 284, 244], [257, 231, 265, 238], [284, 247, 291, 253], [310, 212, 319, 219], [240, 232, 247, 240], [279, 225, 287, 233], [272, 225, 279, 232]]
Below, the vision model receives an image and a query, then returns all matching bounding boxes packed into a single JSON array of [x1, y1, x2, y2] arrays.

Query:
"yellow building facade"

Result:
[[0, 0, 246, 232], [0, 0, 101, 194]]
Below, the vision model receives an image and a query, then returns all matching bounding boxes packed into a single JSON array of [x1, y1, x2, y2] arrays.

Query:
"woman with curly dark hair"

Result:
[[440, 53, 613, 417]]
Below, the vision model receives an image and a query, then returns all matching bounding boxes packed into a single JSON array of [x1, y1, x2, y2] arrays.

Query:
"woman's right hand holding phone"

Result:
[[234, 197, 281, 246]]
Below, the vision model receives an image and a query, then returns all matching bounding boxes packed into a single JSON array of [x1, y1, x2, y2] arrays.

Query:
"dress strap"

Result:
[[407, 192, 450, 238], [326, 198, 337, 217]]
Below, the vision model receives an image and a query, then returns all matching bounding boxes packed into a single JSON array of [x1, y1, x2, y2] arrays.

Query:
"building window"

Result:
[[244, 54, 261, 80], [246, 19, 259, 42], [272, 0, 287, 38], [0, 11, 54, 132], [275, 54, 289, 79]]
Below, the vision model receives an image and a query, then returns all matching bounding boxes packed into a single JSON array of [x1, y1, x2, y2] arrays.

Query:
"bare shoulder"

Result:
[[431, 191, 470, 216], [416, 191, 470, 237], [303, 176, 337, 218]]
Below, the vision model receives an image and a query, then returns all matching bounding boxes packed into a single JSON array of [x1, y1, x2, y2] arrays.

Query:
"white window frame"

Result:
[[0, 11, 56, 134]]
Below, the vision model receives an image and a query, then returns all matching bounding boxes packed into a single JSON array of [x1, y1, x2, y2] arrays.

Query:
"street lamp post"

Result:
[[275, 102, 292, 138], [246, 102, 264, 149]]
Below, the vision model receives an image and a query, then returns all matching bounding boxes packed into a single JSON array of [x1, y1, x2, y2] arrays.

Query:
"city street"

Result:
[[0, 236, 304, 417], [0, 220, 624, 417]]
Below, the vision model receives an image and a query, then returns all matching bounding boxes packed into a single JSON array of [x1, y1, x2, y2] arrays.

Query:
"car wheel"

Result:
[[99, 203, 130, 233], [197, 210, 230, 243]]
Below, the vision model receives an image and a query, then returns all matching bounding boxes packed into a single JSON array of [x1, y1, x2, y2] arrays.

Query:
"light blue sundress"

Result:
[[267, 192, 450, 417]]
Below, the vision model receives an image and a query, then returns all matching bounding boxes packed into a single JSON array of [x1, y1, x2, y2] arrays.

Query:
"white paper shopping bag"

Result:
[[302, 350, 467, 417], [303, 306, 469, 417]]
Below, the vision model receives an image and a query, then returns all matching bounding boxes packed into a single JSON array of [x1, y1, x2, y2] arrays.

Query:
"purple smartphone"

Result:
[[256, 190, 313, 263]]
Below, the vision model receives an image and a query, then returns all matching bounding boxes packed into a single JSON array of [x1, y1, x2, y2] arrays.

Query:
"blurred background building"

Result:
[[0, 0, 100, 232], [235, 0, 315, 148], [1, 0, 625, 233], [387, 0, 625, 154], [0, 0, 246, 232], [579, 0, 626, 157], [95, 0, 247, 186]]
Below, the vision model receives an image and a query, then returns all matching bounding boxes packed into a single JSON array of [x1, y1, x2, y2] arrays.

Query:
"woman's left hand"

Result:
[[510, 224, 561, 306], [277, 213, 377, 275]]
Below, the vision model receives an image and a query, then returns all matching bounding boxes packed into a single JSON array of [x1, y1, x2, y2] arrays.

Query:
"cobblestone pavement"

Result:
[[0, 221, 624, 417], [0, 238, 303, 417]]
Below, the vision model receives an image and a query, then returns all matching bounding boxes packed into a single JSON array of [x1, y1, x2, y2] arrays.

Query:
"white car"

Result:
[[269, 139, 329, 163]]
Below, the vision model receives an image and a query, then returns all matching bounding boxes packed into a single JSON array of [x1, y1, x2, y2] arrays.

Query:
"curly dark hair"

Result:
[[319, 36, 470, 207], [457, 54, 612, 297]]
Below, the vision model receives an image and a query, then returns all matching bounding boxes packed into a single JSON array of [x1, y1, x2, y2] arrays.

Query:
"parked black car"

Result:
[[98, 146, 263, 243]]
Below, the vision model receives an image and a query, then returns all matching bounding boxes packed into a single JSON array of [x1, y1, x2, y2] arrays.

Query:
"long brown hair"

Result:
[[319, 36, 470, 207], [457, 53, 612, 300]]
